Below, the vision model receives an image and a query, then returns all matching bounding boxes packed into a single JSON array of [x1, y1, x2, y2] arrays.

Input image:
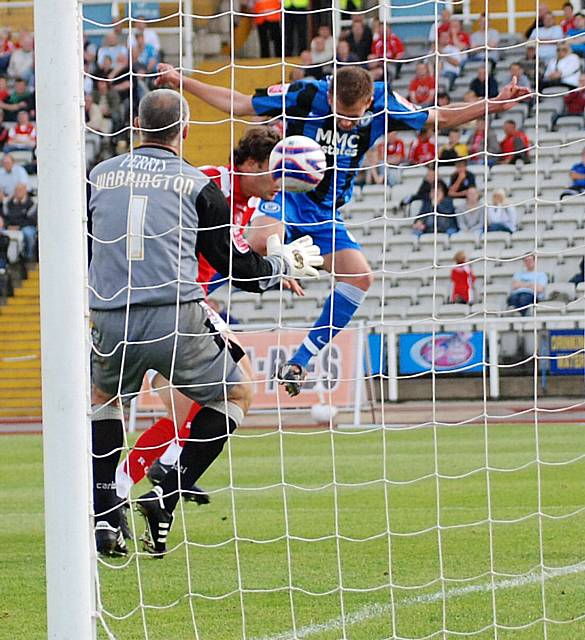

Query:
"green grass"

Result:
[[2, 423, 585, 639]]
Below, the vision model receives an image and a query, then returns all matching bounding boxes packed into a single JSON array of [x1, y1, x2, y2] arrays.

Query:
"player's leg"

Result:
[[135, 301, 253, 557], [91, 384, 128, 557], [282, 224, 373, 395], [115, 372, 196, 500]]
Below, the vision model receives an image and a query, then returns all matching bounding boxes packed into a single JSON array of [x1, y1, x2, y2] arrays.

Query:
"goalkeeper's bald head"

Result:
[[137, 88, 190, 148]]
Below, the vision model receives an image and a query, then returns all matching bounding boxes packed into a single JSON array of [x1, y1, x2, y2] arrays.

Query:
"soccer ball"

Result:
[[310, 403, 338, 426], [269, 135, 327, 193]]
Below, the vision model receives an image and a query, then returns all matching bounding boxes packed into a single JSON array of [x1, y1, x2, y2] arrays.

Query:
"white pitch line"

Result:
[[252, 562, 585, 640]]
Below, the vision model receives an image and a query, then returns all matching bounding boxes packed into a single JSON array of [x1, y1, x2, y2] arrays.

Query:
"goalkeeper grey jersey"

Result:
[[89, 145, 283, 310]]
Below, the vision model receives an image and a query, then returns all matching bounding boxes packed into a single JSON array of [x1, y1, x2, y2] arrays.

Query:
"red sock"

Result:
[[124, 417, 178, 484], [177, 402, 202, 445]]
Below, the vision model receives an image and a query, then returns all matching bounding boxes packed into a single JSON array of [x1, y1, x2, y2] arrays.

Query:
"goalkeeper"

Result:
[[158, 63, 529, 396], [114, 125, 287, 507], [89, 89, 323, 557]]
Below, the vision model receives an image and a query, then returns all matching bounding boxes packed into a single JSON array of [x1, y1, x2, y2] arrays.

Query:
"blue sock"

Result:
[[289, 282, 366, 368]]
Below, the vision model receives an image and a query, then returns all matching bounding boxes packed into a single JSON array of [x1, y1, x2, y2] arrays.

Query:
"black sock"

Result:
[[92, 418, 124, 528], [158, 407, 236, 512]]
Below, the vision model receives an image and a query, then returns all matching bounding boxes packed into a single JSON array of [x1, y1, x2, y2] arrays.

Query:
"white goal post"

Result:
[[34, 0, 96, 638]]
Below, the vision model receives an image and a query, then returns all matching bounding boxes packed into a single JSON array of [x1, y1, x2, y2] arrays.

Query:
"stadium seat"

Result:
[[545, 282, 576, 301]]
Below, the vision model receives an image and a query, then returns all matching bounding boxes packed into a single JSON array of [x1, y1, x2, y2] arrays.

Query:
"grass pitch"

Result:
[[2, 422, 585, 640]]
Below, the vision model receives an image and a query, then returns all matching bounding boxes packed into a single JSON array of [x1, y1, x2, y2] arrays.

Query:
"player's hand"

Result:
[[283, 278, 305, 296], [156, 63, 181, 89], [266, 234, 323, 279], [492, 77, 532, 113]]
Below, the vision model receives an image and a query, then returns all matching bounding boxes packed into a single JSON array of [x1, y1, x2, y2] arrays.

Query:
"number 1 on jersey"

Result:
[[127, 195, 148, 261]]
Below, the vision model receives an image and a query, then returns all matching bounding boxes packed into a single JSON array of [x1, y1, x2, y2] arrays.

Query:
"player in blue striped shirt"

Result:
[[158, 63, 528, 395]]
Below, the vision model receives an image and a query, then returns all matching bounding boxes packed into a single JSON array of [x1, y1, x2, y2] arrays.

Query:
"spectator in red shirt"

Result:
[[409, 127, 436, 165], [563, 72, 585, 114], [5, 110, 36, 152], [448, 18, 471, 52], [0, 29, 15, 74], [499, 120, 531, 164], [370, 21, 405, 79], [0, 110, 9, 151], [429, 8, 452, 42], [409, 63, 436, 107], [450, 250, 476, 304], [561, 2, 576, 33]]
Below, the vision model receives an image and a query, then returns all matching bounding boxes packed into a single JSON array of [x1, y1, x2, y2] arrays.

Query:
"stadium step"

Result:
[[0, 266, 42, 419]]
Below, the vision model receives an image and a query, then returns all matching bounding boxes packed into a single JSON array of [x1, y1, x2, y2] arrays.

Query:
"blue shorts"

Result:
[[254, 191, 361, 257]]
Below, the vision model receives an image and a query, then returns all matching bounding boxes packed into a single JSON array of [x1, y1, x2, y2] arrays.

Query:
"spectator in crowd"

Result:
[[4, 110, 36, 152], [253, 0, 281, 59], [0, 207, 23, 265], [469, 65, 499, 99], [561, 2, 577, 33], [0, 109, 9, 151], [450, 250, 476, 303], [375, 130, 405, 186], [436, 30, 464, 91], [529, 12, 564, 63], [133, 32, 159, 73], [542, 43, 581, 89], [524, 3, 550, 39], [283, 0, 308, 57], [408, 63, 436, 107], [409, 126, 436, 165], [412, 182, 458, 236], [109, 51, 140, 121], [506, 62, 532, 89], [313, 24, 333, 59], [470, 13, 500, 66], [448, 18, 471, 52], [448, 160, 476, 199], [467, 117, 499, 165], [131, 16, 161, 54], [92, 78, 122, 131], [499, 120, 531, 164], [0, 29, 16, 74], [507, 254, 547, 315], [370, 21, 405, 79], [7, 35, 34, 83], [569, 258, 584, 284], [457, 187, 485, 233], [3, 181, 36, 260], [553, 72, 585, 129], [568, 13, 585, 57], [310, 35, 333, 77], [0, 215, 10, 272], [85, 94, 110, 168], [486, 189, 517, 232], [336, 39, 359, 65], [97, 31, 127, 68], [429, 8, 452, 42], [439, 129, 468, 164], [346, 15, 373, 62], [521, 44, 540, 86], [0, 153, 28, 198], [97, 54, 114, 79], [401, 166, 448, 214], [5, 78, 34, 121], [561, 148, 585, 198]]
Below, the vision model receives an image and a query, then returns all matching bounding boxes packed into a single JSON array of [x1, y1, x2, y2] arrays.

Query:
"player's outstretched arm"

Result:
[[196, 182, 322, 292], [427, 77, 531, 130], [157, 63, 255, 116]]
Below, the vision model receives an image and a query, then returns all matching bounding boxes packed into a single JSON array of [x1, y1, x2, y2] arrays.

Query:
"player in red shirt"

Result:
[[450, 250, 476, 304], [115, 126, 284, 507], [409, 126, 436, 165], [408, 63, 436, 107]]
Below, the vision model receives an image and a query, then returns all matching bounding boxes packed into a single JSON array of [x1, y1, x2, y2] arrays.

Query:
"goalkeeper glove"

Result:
[[266, 234, 323, 279]]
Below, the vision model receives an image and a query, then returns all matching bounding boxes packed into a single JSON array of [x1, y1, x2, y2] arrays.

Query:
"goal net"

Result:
[[49, 0, 585, 637]]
